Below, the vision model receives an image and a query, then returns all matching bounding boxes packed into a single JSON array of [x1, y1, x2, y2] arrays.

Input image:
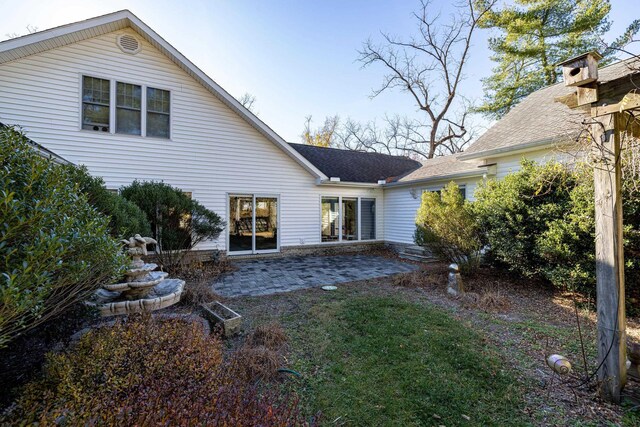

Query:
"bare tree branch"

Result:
[[350, 0, 495, 159]]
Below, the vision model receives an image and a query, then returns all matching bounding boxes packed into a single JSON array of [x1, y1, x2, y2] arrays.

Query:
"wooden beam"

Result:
[[619, 91, 640, 112], [592, 103, 622, 117], [576, 83, 598, 106], [595, 74, 640, 108], [592, 113, 627, 403]]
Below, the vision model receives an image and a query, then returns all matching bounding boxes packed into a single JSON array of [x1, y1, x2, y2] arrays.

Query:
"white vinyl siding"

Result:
[[383, 178, 480, 245], [0, 28, 383, 251]]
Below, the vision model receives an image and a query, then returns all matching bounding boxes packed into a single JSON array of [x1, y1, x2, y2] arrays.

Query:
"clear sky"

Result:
[[1, 0, 638, 142]]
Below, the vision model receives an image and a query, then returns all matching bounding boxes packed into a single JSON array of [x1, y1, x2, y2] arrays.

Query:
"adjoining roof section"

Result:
[[460, 58, 640, 160], [386, 153, 486, 187], [0, 10, 328, 180], [289, 143, 422, 184]]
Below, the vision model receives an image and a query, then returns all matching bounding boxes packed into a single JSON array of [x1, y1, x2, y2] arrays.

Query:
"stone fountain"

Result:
[[88, 234, 185, 316]]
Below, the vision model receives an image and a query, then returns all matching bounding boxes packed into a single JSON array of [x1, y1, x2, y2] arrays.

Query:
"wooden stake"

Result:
[[592, 113, 627, 402]]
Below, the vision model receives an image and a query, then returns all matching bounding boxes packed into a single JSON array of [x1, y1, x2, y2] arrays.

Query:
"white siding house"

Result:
[[1, 11, 632, 255], [0, 12, 387, 255]]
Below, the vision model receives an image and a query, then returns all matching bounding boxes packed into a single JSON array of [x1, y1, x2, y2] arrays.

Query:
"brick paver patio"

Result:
[[212, 254, 418, 297]]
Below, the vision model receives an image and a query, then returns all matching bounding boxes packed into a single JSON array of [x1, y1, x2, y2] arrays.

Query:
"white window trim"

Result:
[[78, 73, 172, 141], [320, 196, 377, 243], [226, 193, 281, 255]]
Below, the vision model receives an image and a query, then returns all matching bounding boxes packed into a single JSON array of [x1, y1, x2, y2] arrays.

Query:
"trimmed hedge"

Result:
[[62, 164, 151, 239], [121, 181, 224, 271]]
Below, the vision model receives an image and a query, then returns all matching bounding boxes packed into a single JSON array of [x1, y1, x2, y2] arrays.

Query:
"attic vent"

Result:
[[117, 34, 141, 54]]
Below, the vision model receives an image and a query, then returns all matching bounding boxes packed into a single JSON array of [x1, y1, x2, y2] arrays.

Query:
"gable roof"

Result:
[[460, 58, 640, 160], [0, 10, 328, 181], [388, 153, 485, 186], [289, 143, 422, 183]]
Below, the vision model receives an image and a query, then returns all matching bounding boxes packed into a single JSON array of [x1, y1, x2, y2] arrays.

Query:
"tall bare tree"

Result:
[[238, 92, 257, 113], [301, 115, 340, 148], [349, 0, 494, 159]]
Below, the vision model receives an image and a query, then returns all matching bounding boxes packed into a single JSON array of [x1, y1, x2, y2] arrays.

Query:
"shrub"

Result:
[[3, 315, 312, 425], [0, 126, 125, 348], [473, 160, 640, 294], [121, 181, 225, 272], [414, 181, 483, 271], [62, 164, 151, 238], [473, 160, 587, 284]]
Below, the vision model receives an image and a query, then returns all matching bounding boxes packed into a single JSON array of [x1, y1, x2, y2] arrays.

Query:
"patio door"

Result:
[[228, 194, 279, 254]]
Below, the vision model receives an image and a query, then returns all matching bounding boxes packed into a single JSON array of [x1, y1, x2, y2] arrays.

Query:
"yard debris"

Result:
[[546, 354, 572, 375]]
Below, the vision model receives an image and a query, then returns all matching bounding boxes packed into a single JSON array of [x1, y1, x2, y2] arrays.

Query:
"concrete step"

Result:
[[398, 252, 438, 263], [403, 245, 432, 256]]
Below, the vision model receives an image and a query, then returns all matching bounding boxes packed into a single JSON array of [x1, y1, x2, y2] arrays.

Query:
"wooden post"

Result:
[[592, 112, 627, 402]]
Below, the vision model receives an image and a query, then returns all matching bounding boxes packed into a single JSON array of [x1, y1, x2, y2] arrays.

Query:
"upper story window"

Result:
[[82, 76, 110, 132], [116, 82, 142, 135], [147, 88, 170, 138], [82, 75, 170, 139]]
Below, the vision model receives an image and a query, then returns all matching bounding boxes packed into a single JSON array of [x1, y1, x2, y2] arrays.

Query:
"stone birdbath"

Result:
[[87, 234, 185, 316]]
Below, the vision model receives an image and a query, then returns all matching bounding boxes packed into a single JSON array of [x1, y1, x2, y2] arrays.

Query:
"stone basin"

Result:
[[103, 272, 169, 292], [89, 278, 185, 317]]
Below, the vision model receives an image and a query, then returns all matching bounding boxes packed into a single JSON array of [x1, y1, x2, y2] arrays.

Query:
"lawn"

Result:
[[229, 266, 640, 426], [287, 294, 525, 426]]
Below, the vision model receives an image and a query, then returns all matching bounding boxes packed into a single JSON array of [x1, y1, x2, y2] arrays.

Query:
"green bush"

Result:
[[414, 181, 482, 271], [3, 315, 311, 425], [0, 126, 125, 348], [62, 164, 151, 239], [473, 160, 640, 294], [121, 181, 224, 271]]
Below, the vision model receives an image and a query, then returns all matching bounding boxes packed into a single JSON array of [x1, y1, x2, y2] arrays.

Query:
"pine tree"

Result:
[[476, 0, 614, 119]]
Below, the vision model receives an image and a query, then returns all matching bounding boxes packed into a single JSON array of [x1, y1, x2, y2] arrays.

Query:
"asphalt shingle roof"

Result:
[[462, 58, 640, 158], [394, 153, 485, 183], [289, 143, 422, 183]]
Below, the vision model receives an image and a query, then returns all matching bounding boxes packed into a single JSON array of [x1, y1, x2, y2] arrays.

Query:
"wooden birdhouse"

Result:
[[559, 51, 602, 87], [558, 51, 602, 106]]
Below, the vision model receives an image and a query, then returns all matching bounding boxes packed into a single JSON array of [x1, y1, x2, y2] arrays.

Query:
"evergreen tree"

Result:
[[475, 0, 633, 119]]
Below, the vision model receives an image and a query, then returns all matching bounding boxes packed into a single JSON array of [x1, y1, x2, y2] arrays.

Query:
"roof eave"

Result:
[[383, 168, 487, 188], [458, 135, 579, 161], [316, 180, 382, 188]]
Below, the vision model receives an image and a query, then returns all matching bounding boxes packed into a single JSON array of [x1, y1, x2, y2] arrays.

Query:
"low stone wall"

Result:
[[144, 241, 387, 264]]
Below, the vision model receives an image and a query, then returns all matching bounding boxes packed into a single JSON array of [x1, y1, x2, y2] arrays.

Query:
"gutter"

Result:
[[383, 168, 488, 188], [458, 135, 579, 161], [316, 179, 382, 188]]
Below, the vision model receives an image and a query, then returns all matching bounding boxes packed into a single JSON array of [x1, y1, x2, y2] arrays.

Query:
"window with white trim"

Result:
[[82, 76, 170, 139], [82, 76, 110, 132], [116, 82, 142, 135], [147, 87, 170, 138], [321, 197, 376, 242]]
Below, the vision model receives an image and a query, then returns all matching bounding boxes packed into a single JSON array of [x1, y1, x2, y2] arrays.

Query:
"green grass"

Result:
[[289, 294, 528, 426]]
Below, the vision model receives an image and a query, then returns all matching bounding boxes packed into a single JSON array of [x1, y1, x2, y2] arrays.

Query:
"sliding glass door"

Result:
[[228, 194, 278, 254]]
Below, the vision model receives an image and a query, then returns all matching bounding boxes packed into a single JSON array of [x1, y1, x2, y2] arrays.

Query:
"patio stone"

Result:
[[212, 254, 418, 297]]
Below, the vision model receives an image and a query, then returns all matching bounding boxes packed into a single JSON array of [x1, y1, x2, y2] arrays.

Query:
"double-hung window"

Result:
[[147, 87, 171, 138], [116, 82, 142, 135], [82, 75, 170, 139], [82, 76, 110, 132]]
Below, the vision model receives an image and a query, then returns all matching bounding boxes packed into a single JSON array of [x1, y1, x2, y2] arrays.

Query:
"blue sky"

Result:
[[1, 0, 638, 142]]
